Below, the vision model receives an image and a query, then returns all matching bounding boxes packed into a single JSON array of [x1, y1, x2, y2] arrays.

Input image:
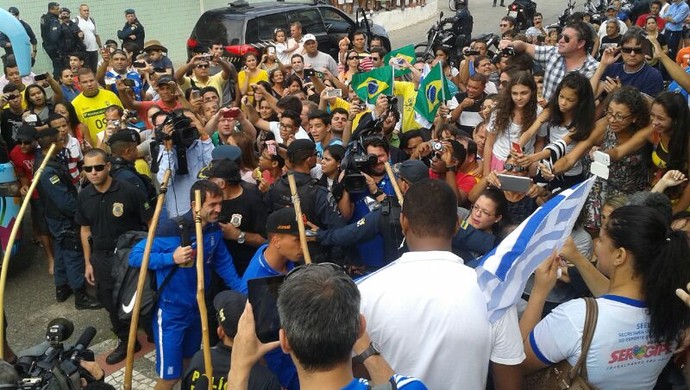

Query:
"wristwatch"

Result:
[[237, 231, 246, 244], [353, 341, 381, 364]]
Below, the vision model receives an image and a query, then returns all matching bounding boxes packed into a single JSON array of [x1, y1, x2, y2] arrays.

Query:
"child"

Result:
[[48, 113, 83, 184], [274, 28, 298, 66]]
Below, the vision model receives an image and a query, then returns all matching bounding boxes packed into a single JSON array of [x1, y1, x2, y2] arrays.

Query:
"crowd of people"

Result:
[[2, 0, 690, 389]]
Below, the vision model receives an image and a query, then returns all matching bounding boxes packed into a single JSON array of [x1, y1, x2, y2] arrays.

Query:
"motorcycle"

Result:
[[584, 0, 606, 27], [506, 0, 537, 32], [558, 0, 577, 27], [415, 9, 473, 66]]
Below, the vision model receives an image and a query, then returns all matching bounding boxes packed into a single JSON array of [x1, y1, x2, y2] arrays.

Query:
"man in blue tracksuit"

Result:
[[129, 180, 243, 390]]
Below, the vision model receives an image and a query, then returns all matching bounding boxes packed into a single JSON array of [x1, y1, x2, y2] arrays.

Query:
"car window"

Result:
[[195, 13, 244, 45], [318, 7, 354, 34], [289, 9, 326, 35], [248, 13, 289, 42]]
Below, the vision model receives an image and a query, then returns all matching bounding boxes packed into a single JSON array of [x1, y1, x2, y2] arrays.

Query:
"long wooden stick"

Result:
[[287, 173, 312, 264], [0, 143, 56, 358], [384, 162, 404, 207], [194, 190, 213, 390], [123, 169, 171, 390]]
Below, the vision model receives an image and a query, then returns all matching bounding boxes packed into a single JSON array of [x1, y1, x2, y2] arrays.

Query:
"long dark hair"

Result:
[[493, 71, 538, 136], [606, 205, 690, 343], [651, 92, 690, 172], [54, 101, 81, 131], [24, 84, 47, 110], [547, 72, 594, 142]]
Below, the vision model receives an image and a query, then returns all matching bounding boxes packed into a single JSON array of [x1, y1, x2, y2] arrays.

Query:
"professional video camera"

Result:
[[151, 109, 200, 175], [14, 318, 98, 389]]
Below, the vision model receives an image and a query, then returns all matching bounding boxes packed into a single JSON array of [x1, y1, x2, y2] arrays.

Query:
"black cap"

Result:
[[36, 127, 59, 138], [124, 8, 136, 15], [287, 139, 315, 162], [393, 160, 429, 184], [207, 159, 241, 184], [108, 129, 141, 145], [60, 7, 70, 13], [48, 2, 60, 9], [157, 74, 175, 85], [266, 208, 299, 235], [8, 7, 18, 16], [213, 290, 247, 338], [16, 125, 36, 142]]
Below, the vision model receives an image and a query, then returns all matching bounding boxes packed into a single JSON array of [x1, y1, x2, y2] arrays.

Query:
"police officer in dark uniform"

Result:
[[35, 128, 102, 310], [75, 148, 152, 364], [107, 129, 157, 202], [315, 160, 497, 264], [264, 139, 345, 263], [40, 2, 64, 77]]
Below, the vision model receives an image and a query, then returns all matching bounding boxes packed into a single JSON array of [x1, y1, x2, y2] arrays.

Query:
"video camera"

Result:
[[151, 109, 200, 175], [14, 318, 98, 390]]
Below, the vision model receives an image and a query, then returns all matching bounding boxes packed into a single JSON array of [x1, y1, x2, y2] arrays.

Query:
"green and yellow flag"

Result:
[[351, 66, 394, 103], [384, 44, 416, 76], [414, 62, 451, 127]]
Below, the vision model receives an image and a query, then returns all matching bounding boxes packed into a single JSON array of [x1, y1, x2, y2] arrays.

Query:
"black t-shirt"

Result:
[[0, 109, 23, 151], [182, 343, 280, 390], [452, 91, 485, 135], [219, 185, 268, 275], [75, 179, 152, 250]]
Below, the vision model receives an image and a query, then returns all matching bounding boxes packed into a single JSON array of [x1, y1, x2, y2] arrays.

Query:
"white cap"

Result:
[[303, 34, 317, 42]]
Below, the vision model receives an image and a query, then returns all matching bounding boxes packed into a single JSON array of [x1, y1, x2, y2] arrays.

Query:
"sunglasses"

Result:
[[504, 163, 528, 172], [557, 34, 572, 43], [196, 64, 209, 69], [620, 46, 642, 54], [285, 262, 346, 281], [83, 164, 106, 173], [347, 56, 359, 60]]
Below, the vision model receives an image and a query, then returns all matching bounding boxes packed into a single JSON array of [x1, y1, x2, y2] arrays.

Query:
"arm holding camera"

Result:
[[241, 96, 271, 133], [116, 78, 144, 111], [431, 143, 463, 203], [175, 54, 201, 85], [44, 73, 64, 104], [499, 39, 535, 57]]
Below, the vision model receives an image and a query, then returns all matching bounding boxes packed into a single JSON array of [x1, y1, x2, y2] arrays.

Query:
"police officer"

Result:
[[40, 2, 63, 76], [315, 160, 496, 264], [264, 139, 345, 263], [35, 128, 102, 310], [107, 129, 157, 202], [75, 148, 152, 365]]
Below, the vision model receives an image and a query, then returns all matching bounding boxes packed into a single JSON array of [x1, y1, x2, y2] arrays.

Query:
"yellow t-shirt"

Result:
[[72, 89, 123, 143], [238, 69, 269, 104], [135, 158, 151, 177], [2, 88, 27, 111], [393, 81, 419, 132], [180, 73, 228, 96], [330, 97, 367, 131]]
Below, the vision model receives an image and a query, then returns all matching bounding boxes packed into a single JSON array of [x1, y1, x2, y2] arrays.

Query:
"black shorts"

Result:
[[30, 198, 49, 235]]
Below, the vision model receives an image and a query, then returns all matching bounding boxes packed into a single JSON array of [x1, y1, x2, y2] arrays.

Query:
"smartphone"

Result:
[[590, 161, 609, 180], [267, 46, 276, 55], [248, 275, 285, 343], [34, 73, 48, 82], [497, 174, 531, 193], [303, 69, 315, 78], [222, 107, 240, 119], [122, 79, 135, 87], [326, 89, 342, 98], [133, 61, 147, 68], [593, 150, 610, 166], [511, 142, 522, 155], [314, 71, 324, 79]]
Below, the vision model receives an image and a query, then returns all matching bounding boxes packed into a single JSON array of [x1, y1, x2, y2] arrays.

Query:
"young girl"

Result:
[[483, 71, 544, 174], [54, 101, 91, 152], [473, 93, 497, 160], [516, 72, 595, 190], [237, 53, 269, 104], [274, 28, 298, 66], [259, 46, 281, 73]]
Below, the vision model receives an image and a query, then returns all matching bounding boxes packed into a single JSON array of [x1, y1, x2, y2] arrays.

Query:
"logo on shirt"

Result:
[[112, 202, 124, 217], [608, 343, 671, 364]]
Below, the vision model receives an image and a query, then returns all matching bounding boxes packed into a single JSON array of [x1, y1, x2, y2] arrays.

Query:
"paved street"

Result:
[[2, 0, 575, 386]]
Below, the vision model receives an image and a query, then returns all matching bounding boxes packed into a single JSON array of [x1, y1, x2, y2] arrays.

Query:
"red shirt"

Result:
[[429, 169, 480, 195], [10, 146, 38, 199], [635, 14, 666, 30]]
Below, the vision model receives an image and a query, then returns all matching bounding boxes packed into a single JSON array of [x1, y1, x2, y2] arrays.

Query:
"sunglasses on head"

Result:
[[83, 164, 106, 173]]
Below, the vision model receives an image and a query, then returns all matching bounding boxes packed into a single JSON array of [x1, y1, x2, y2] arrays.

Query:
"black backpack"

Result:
[[112, 229, 180, 322]]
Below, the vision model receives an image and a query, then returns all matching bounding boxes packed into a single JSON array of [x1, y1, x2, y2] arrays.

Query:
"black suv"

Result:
[[187, 1, 391, 65]]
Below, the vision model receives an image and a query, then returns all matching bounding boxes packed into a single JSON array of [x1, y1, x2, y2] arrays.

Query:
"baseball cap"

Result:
[[48, 2, 60, 9], [287, 139, 315, 162], [156, 74, 175, 85], [36, 127, 59, 139], [303, 34, 317, 43], [8, 7, 18, 16], [213, 290, 247, 338], [266, 208, 299, 235], [606, 5, 615, 11], [107, 129, 141, 145], [207, 158, 242, 184], [393, 160, 429, 184], [211, 144, 242, 161], [16, 125, 36, 142], [125, 8, 136, 15], [60, 7, 70, 13]]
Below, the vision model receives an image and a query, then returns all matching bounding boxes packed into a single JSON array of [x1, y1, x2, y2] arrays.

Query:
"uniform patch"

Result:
[[356, 218, 366, 227], [460, 219, 469, 230], [49, 175, 60, 185], [112, 202, 124, 217], [144, 202, 150, 210]]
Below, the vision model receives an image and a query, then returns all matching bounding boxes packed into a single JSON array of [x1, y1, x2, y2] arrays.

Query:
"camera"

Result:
[[151, 110, 200, 175], [341, 140, 378, 194], [431, 141, 444, 159], [499, 47, 515, 56], [463, 47, 480, 56], [15, 318, 98, 389], [122, 78, 136, 87]]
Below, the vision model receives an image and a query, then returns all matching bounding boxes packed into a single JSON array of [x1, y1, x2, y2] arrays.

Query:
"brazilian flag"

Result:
[[384, 44, 416, 77], [414, 62, 451, 125], [351, 66, 394, 103]]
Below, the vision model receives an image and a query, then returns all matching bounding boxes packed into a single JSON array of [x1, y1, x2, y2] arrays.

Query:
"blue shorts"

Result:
[[153, 306, 201, 380]]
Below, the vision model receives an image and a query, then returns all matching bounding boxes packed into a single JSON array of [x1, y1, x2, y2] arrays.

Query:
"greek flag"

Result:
[[476, 176, 596, 323]]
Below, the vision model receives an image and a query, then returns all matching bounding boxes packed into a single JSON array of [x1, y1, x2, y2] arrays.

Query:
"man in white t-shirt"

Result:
[[74, 4, 101, 72], [302, 34, 338, 76], [243, 94, 309, 144], [358, 179, 525, 390]]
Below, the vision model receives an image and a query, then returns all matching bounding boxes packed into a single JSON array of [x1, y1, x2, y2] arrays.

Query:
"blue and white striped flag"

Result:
[[476, 176, 596, 323]]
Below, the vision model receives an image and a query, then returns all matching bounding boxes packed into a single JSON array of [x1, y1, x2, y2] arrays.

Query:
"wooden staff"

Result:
[[123, 169, 171, 390], [0, 143, 56, 358], [194, 190, 213, 390], [287, 173, 312, 264], [384, 162, 404, 207]]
